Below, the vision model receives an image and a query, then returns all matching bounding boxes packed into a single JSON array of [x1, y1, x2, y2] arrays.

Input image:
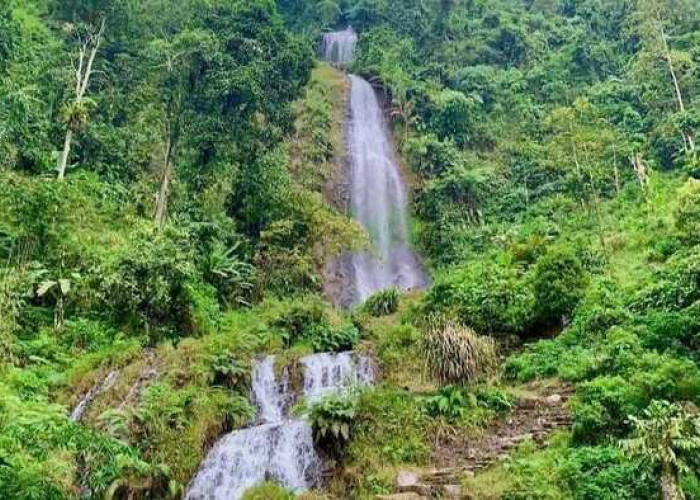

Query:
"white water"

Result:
[[70, 370, 119, 422], [321, 27, 357, 67], [186, 353, 373, 499], [321, 29, 427, 303], [302, 352, 374, 403]]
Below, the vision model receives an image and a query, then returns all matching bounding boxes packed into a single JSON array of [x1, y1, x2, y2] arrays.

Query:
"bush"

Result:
[[241, 482, 294, 500], [571, 376, 645, 443], [307, 323, 359, 353], [557, 446, 658, 500], [349, 389, 430, 465], [272, 299, 327, 347], [309, 393, 359, 457], [674, 178, 700, 244], [425, 256, 535, 335], [532, 247, 588, 326], [363, 288, 400, 317], [101, 225, 199, 342], [423, 385, 472, 420], [422, 321, 497, 386], [475, 387, 514, 414]]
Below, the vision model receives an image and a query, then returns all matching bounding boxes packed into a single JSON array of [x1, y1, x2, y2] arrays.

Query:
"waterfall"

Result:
[[185, 353, 373, 499], [320, 27, 357, 67], [321, 29, 427, 303], [302, 352, 374, 403], [70, 370, 119, 422]]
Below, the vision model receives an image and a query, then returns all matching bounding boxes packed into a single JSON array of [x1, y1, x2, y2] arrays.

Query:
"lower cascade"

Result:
[[185, 353, 374, 499]]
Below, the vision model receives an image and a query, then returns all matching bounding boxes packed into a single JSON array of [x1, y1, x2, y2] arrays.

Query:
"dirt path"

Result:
[[385, 381, 573, 499], [431, 381, 573, 474]]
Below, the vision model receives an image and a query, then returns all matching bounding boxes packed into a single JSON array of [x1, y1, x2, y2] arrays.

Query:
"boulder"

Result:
[[395, 470, 432, 496], [545, 394, 563, 405]]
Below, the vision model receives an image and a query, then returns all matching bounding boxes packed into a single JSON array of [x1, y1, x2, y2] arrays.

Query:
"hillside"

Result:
[[2, 0, 700, 499]]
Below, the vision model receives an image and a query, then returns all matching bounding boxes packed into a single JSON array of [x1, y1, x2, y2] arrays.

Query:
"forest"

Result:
[[1, 0, 700, 498]]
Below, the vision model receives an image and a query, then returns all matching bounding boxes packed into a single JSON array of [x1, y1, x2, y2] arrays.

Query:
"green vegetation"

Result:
[[4, 0, 700, 498]]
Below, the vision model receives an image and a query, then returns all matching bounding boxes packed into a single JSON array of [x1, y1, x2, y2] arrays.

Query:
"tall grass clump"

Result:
[[422, 320, 497, 385], [363, 288, 400, 317]]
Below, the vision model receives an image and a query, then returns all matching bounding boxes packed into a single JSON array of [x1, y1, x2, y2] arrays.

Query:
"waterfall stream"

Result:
[[185, 27, 423, 498], [185, 353, 374, 499], [323, 28, 427, 303], [70, 370, 119, 422]]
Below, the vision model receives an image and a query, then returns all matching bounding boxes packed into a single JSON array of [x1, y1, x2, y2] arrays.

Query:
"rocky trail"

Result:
[[381, 382, 574, 499]]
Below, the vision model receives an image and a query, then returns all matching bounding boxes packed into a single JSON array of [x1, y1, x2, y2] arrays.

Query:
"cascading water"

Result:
[[348, 75, 427, 302], [70, 370, 119, 422], [185, 353, 373, 499], [320, 29, 427, 304], [321, 27, 357, 67]]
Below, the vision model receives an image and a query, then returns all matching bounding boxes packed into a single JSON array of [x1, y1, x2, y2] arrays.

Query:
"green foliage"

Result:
[[532, 247, 589, 325], [422, 321, 497, 386], [621, 400, 700, 498], [674, 178, 700, 244], [558, 446, 659, 500], [307, 323, 359, 353], [309, 393, 359, 456], [423, 385, 471, 420], [349, 388, 429, 466], [101, 225, 199, 342], [363, 287, 400, 317], [571, 376, 645, 442], [273, 298, 327, 347], [241, 482, 294, 500], [425, 257, 535, 335]]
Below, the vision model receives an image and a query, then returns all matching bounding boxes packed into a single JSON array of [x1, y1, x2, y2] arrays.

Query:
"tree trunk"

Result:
[[57, 19, 105, 181], [661, 463, 684, 500], [57, 129, 73, 180]]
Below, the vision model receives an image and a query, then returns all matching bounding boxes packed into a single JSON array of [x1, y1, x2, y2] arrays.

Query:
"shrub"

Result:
[[309, 393, 359, 457], [349, 389, 430, 465], [363, 288, 400, 317], [475, 387, 514, 414], [532, 247, 588, 326], [307, 323, 359, 353], [425, 256, 535, 335], [423, 385, 472, 420], [101, 225, 198, 342], [422, 321, 497, 385], [272, 299, 327, 347], [241, 482, 294, 500], [557, 446, 658, 500], [571, 376, 645, 443], [674, 178, 700, 244]]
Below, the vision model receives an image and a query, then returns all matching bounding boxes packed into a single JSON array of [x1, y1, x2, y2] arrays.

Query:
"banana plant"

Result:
[[29, 268, 80, 329]]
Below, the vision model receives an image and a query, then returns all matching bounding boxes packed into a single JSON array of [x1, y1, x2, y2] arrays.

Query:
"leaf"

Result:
[[36, 280, 57, 297], [58, 279, 71, 295]]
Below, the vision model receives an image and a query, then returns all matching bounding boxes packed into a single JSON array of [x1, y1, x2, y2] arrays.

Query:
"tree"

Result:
[[622, 400, 700, 500], [146, 29, 216, 226], [57, 19, 105, 180], [634, 0, 698, 154]]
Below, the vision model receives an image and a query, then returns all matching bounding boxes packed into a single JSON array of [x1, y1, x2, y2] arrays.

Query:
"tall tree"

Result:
[[57, 19, 105, 180]]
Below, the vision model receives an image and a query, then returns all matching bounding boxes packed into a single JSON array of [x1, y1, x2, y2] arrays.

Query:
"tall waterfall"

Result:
[[321, 29, 427, 303], [185, 354, 373, 499]]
